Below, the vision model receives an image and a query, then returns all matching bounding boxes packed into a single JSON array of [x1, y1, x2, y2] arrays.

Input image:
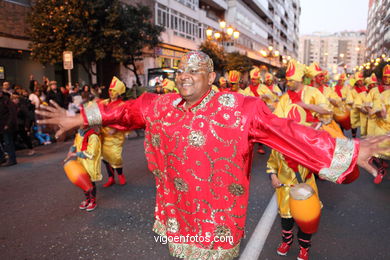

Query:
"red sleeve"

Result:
[[247, 98, 359, 184], [81, 93, 157, 131]]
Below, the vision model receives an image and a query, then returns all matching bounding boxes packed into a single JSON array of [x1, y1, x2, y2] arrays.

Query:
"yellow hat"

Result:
[[383, 64, 390, 77], [228, 70, 241, 84], [219, 76, 227, 85], [335, 73, 347, 81], [264, 72, 273, 82], [365, 73, 378, 85], [286, 59, 305, 82], [162, 78, 176, 91], [354, 71, 364, 82], [109, 76, 126, 95], [307, 62, 323, 78], [250, 67, 261, 79]]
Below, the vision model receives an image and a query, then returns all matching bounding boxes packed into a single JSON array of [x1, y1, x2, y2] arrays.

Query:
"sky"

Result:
[[299, 0, 369, 35]]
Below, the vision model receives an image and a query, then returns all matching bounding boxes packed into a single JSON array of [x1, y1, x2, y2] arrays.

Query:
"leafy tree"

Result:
[[28, 0, 163, 85], [108, 4, 164, 86], [199, 40, 226, 73], [224, 52, 253, 73]]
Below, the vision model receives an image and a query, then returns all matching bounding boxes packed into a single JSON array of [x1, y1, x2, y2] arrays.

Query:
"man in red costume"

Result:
[[37, 51, 389, 260]]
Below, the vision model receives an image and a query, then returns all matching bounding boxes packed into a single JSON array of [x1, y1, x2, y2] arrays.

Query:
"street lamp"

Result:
[[206, 21, 240, 46], [259, 46, 281, 67]]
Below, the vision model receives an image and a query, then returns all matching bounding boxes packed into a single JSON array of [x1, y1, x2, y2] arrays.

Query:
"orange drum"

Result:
[[63, 160, 93, 191], [289, 183, 321, 234], [334, 106, 351, 130]]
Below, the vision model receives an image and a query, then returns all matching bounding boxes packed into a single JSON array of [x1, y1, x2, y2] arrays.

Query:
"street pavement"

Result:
[[0, 135, 389, 260]]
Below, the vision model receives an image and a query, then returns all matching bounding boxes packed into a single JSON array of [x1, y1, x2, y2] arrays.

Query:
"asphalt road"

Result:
[[0, 135, 389, 260]]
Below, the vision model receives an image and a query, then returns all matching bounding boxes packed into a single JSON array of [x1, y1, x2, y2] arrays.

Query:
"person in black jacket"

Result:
[[0, 90, 18, 166], [46, 81, 65, 108]]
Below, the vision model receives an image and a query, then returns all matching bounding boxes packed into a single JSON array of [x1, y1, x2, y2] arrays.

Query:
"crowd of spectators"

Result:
[[0, 76, 110, 167]]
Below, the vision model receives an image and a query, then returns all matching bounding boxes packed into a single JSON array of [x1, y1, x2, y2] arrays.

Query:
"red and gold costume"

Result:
[[333, 73, 351, 130], [81, 82, 359, 259]]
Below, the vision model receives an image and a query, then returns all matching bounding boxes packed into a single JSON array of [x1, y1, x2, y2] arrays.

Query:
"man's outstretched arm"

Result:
[[248, 98, 390, 183]]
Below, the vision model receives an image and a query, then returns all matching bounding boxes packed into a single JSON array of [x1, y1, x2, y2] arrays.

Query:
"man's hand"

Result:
[[357, 135, 390, 177], [64, 152, 76, 163], [36, 100, 84, 139], [270, 174, 283, 188]]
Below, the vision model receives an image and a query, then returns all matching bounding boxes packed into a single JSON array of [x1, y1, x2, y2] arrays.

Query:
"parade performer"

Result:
[[333, 73, 351, 131], [37, 51, 390, 260], [227, 70, 243, 93], [258, 72, 282, 111], [65, 125, 101, 211], [347, 71, 368, 137], [218, 76, 229, 92], [162, 78, 179, 93], [364, 73, 380, 136], [98, 77, 128, 187], [370, 64, 390, 183], [243, 67, 268, 153], [268, 105, 319, 260], [243, 67, 262, 97]]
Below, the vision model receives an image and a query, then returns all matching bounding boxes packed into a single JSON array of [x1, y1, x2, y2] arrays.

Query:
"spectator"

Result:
[[46, 81, 65, 108], [11, 95, 35, 156], [29, 87, 42, 109], [2, 81, 12, 96], [0, 90, 17, 166], [81, 84, 94, 101]]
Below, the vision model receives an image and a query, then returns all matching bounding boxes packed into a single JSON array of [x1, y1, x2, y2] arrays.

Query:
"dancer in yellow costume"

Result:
[[258, 72, 282, 111], [227, 70, 244, 94], [307, 63, 345, 137], [65, 126, 101, 211], [243, 67, 267, 153], [268, 86, 320, 260], [162, 78, 179, 93], [364, 73, 381, 136], [99, 77, 128, 187], [284, 61, 343, 138], [370, 64, 390, 183], [243, 67, 264, 97], [332, 73, 352, 131], [347, 71, 368, 137], [218, 76, 229, 92]]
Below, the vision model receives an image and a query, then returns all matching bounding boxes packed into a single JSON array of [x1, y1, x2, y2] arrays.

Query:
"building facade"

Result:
[[124, 0, 301, 86], [299, 31, 366, 74], [1, 0, 302, 88], [366, 0, 390, 60]]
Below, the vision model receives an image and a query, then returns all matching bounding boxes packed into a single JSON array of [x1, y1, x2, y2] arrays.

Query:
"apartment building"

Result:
[[299, 31, 366, 74], [366, 0, 390, 60]]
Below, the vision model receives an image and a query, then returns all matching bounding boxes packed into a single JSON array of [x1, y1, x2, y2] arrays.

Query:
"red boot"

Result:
[[103, 176, 115, 187], [118, 174, 127, 185]]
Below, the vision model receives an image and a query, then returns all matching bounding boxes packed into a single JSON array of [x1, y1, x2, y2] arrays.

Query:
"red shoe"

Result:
[[86, 199, 97, 211], [79, 199, 89, 210], [297, 246, 309, 260], [277, 242, 291, 256], [118, 174, 127, 185], [374, 168, 386, 184], [103, 176, 115, 187]]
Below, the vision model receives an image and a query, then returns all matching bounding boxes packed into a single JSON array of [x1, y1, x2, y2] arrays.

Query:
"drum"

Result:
[[63, 160, 93, 191], [289, 183, 321, 234], [334, 106, 351, 130]]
